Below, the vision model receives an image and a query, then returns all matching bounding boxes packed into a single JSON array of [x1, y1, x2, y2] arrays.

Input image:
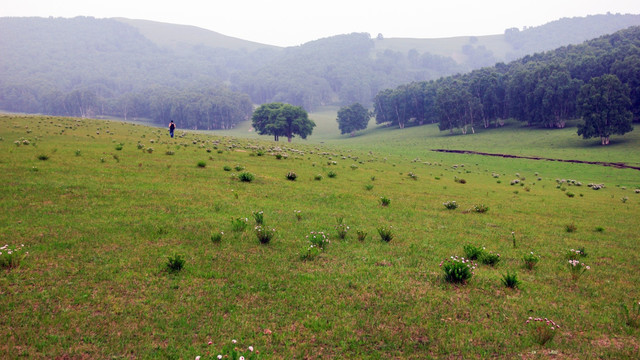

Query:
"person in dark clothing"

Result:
[[169, 120, 176, 138]]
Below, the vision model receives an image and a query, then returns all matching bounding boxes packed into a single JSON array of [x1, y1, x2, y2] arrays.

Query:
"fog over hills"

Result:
[[1, 13, 639, 127]]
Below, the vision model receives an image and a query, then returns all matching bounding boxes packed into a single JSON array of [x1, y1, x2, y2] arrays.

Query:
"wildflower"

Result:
[[195, 356, 201, 360], [217, 355, 222, 360], [239, 357, 245, 360], [208, 341, 213, 345], [248, 346, 254, 352], [232, 339, 237, 344]]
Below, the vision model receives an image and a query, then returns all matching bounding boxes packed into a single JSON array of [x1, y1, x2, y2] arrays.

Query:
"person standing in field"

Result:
[[169, 120, 176, 138]]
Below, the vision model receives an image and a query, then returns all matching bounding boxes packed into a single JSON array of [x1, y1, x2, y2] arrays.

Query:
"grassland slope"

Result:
[[1, 114, 639, 358]]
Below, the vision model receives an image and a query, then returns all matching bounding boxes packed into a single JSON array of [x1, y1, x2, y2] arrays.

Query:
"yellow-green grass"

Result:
[[1, 114, 639, 358]]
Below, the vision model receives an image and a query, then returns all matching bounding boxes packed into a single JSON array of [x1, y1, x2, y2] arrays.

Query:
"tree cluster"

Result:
[[0, 17, 268, 129], [373, 26, 640, 142]]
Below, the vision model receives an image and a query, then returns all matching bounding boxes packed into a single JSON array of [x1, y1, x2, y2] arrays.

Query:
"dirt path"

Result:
[[431, 149, 640, 171]]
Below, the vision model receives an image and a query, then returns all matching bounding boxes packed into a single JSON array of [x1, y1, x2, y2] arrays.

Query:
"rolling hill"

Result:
[[1, 13, 639, 123]]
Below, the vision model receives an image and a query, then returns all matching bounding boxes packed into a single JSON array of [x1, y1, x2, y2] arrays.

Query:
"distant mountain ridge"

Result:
[[113, 18, 280, 52], [1, 13, 639, 123]]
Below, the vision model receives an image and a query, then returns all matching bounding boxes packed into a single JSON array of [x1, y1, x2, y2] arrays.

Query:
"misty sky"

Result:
[[3, 0, 640, 46]]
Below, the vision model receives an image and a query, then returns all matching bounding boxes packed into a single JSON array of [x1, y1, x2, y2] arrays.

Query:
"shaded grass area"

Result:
[[1, 114, 639, 358]]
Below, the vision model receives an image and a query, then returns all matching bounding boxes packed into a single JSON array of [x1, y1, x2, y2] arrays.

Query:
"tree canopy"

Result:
[[251, 103, 315, 142], [372, 26, 640, 145], [336, 103, 370, 136], [577, 74, 633, 145]]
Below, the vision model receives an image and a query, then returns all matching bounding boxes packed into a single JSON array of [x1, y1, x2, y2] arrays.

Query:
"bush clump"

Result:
[[286, 171, 298, 181], [166, 254, 185, 272], [440, 256, 476, 284], [238, 172, 255, 182], [377, 226, 394, 242]]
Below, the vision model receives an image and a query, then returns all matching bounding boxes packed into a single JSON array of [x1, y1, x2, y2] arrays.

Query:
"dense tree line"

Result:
[[0, 17, 265, 128], [373, 26, 640, 137], [0, 84, 253, 130], [234, 33, 465, 111]]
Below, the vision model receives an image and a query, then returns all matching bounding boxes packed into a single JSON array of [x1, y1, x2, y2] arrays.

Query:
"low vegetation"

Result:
[[1, 114, 639, 358]]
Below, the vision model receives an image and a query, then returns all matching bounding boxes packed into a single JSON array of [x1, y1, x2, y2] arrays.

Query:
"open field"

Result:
[[1, 114, 640, 358]]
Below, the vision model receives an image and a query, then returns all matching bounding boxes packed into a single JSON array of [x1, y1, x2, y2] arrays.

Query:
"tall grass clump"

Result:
[[0, 244, 26, 269], [501, 271, 520, 289], [621, 301, 640, 328], [526, 317, 559, 345], [334, 217, 349, 239], [306, 231, 329, 249], [210, 231, 224, 243], [463, 244, 484, 260], [379, 196, 391, 207], [522, 252, 540, 270], [255, 225, 275, 244], [238, 172, 255, 182], [440, 256, 477, 284], [231, 217, 249, 232], [377, 226, 394, 242], [253, 211, 264, 225], [286, 171, 297, 181], [166, 254, 185, 273], [443, 201, 458, 210], [567, 259, 590, 281], [479, 251, 501, 266]]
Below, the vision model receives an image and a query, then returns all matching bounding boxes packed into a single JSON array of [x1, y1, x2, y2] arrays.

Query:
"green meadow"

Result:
[[1, 113, 640, 359]]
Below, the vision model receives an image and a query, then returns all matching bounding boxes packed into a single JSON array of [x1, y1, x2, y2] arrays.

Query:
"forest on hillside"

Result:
[[1, 14, 639, 129], [373, 26, 640, 139]]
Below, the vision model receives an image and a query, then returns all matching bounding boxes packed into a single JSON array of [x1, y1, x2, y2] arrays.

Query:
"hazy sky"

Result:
[[3, 0, 640, 46]]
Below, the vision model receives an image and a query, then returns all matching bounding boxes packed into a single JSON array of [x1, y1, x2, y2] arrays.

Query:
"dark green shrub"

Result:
[[463, 244, 484, 260], [238, 172, 255, 182], [167, 254, 185, 272], [441, 256, 476, 284], [501, 271, 520, 288]]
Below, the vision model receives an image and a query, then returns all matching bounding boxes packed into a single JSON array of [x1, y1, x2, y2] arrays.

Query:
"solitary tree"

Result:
[[252, 102, 284, 141], [251, 102, 315, 142], [336, 103, 370, 136], [577, 74, 633, 145]]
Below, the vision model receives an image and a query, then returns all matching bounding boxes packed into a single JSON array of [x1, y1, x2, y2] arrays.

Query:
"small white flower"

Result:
[[195, 356, 201, 360], [248, 346, 254, 351], [217, 355, 223, 360], [232, 339, 237, 344]]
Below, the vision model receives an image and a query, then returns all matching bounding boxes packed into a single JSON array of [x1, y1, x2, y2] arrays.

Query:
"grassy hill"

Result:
[[1, 113, 639, 358], [374, 34, 510, 63], [114, 18, 281, 52]]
